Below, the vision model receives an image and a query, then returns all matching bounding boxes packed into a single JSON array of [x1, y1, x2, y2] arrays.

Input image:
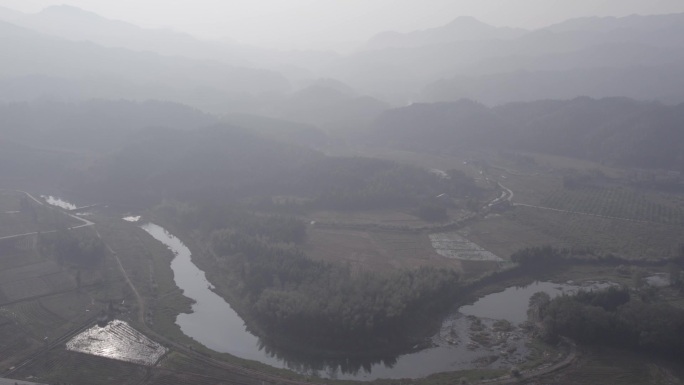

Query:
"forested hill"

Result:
[[0, 99, 216, 151], [75, 124, 479, 208], [370, 97, 684, 171]]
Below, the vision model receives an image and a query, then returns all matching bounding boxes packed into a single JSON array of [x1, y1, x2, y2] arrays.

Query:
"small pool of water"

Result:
[[41, 195, 78, 210], [66, 320, 167, 366], [460, 281, 615, 324]]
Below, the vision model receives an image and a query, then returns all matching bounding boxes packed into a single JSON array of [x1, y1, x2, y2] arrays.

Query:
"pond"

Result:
[[460, 281, 614, 324], [140, 222, 609, 380], [41, 195, 78, 210]]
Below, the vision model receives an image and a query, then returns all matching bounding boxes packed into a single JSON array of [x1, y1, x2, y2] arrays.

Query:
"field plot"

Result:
[[492, 171, 561, 206], [541, 188, 684, 225], [0, 261, 74, 303], [513, 206, 684, 258], [0, 190, 22, 212], [154, 352, 266, 385], [304, 227, 460, 272], [0, 311, 35, 368], [66, 320, 167, 366], [0, 191, 81, 238], [15, 349, 148, 385], [429, 233, 502, 262], [459, 216, 562, 260], [307, 209, 431, 227], [4, 300, 66, 334]]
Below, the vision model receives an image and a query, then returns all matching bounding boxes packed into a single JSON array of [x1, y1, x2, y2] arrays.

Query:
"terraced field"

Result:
[[0, 261, 75, 303], [66, 320, 168, 366], [15, 349, 149, 385], [429, 232, 502, 261]]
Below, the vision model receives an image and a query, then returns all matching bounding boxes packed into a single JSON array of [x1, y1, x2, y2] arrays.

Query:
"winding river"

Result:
[[37, 193, 606, 380], [138, 221, 609, 380]]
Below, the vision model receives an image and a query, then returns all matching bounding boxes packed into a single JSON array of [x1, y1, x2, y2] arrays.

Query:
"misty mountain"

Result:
[[423, 65, 684, 105], [0, 5, 343, 85], [281, 85, 389, 131], [364, 16, 527, 50], [251, 85, 390, 135], [0, 99, 216, 152], [77, 124, 460, 209], [458, 42, 684, 76], [222, 113, 331, 148], [370, 99, 503, 152], [335, 12, 684, 104], [0, 5, 22, 23], [544, 12, 684, 34], [370, 97, 684, 171], [0, 5, 249, 65], [0, 20, 290, 112]]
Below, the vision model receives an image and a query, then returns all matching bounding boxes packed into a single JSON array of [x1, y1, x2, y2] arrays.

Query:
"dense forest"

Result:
[[164, 202, 461, 351]]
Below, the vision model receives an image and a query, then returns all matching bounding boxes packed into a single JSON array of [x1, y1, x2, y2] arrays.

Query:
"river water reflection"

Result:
[[141, 222, 609, 380]]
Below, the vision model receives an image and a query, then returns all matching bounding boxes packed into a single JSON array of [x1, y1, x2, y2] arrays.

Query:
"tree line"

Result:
[[531, 286, 684, 359]]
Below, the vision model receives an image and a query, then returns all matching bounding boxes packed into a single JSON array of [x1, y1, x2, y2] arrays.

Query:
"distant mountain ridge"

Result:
[[543, 12, 684, 34], [342, 11, 684, 104], [2, 5, 684, 110], [0, 19, 290, 112], [0, 5, 249, 66], [370, 97, 684, 171], [365, 16, 528, 50]]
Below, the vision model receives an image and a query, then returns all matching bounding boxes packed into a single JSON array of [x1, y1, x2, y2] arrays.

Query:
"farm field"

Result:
[[429, 232, 501, 262], [458, 215, 562, 260], [303, 227, 461, 273], [0, 191, 83, 238], [540, 187, 684, 225], [510, 205, 684, 259], [12, 349, 149, 385], [308, 209, 427, 228], [66, 320, 168, 365]]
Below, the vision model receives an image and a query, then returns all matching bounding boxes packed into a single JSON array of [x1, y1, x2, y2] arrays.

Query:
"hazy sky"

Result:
[[1, 0, 684, 49]]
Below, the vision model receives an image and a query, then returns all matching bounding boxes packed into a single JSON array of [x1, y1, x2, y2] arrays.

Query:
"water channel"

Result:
[[40, 195, 610, 379], [139, 221, 612, 380], [39, 194, 612, 380]]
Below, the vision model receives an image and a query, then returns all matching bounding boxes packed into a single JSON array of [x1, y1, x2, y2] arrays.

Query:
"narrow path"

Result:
[[0, 191, 94, 242], [513, 202, 653, 224], [98, 229, 146, 325]]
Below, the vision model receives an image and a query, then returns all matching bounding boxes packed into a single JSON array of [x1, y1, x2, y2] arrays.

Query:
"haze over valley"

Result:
[[1, 1, 684, 384]]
